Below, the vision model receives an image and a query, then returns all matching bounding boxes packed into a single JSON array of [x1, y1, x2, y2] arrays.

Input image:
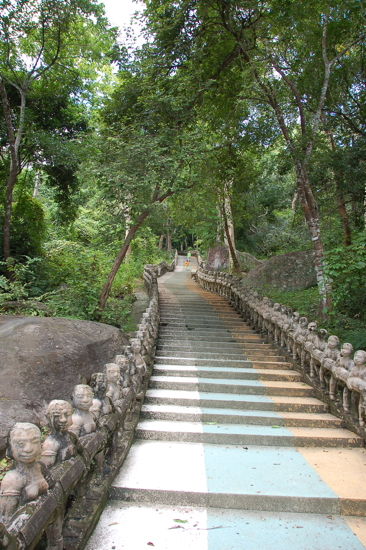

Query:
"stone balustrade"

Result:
[[196, 267, 366, 432], [0, 255, 178, 550]]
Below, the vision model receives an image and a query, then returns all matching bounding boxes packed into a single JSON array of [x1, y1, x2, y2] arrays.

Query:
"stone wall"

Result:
[[197, 267, 366, 437], [0, 254, 177, 550]]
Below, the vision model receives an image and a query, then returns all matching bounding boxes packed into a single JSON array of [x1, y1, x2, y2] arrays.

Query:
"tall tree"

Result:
[[0, 0, 114, 272], [142, 0, 365, 309]]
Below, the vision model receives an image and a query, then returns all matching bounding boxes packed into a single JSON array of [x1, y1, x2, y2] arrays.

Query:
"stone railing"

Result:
[[191, 249, 205, 269], [0, 258, 175, 550], [196, 267, 366, 435]]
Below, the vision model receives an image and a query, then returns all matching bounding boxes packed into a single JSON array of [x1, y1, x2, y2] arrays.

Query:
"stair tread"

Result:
[[141, 403, 339, 421], [136, 419, 359, 439]]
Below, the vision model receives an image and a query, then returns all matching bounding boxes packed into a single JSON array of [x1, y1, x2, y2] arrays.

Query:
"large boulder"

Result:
[[205, 244, 229, 270], [0, 316, 129, 458], [236, 251, 264, 272], [244, 249, 316, 291], [205, 244, 264, 272]]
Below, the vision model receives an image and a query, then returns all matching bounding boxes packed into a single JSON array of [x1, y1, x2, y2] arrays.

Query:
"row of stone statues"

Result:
[[197, 269, 366, 427], [0, 280, 160, 549]]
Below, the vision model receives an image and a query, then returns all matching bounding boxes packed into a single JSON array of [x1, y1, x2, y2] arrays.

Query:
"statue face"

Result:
[[95, 374, 107, 394], [308, 323, 317, 332], [73, 386, 93, 411], [10, 424, 41, 464], [106, 365, 120, 383], [354, 350, 366, 366], [328, 336, 339, 349], [341, 343, 353, 357], [49, 404, 73, 433]]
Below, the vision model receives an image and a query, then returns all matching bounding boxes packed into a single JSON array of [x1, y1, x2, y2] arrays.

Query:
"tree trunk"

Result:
[[336, 192, 352, 246], [33, 171, 41, 198], [166, 230, 172, 251], [0, 80, 26, 278], [222, 201, 241, 278], [325, 128, 352, 246], [295, 167, 331, 310], [158, 234, 164, 249], [94, 210, 150, 319]]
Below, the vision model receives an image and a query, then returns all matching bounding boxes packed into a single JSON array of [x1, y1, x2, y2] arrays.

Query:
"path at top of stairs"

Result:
[[85, 256, 366, 550]]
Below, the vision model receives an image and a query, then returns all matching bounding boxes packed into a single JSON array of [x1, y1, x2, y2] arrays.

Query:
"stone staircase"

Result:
[[85, 261, 366, 550]]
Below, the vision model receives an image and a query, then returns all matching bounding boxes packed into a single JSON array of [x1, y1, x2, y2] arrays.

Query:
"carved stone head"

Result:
[[340, 343, 353, 357], [354, 349, 366, 367], [308, 322, 317, 332], [46, 400, 73, 434], [90, 373, 108, 399], [8, 423, 42, 464], [105, 363, 121, 383], [130, 338, 142, 353], [327, 335, 340, 349], [299, 317, 308, 327], [318, 328, 328, 340], [71, 384, 94, 412]]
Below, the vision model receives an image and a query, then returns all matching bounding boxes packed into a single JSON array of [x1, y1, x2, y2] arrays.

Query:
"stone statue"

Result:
[[286, 311, 300, 354], [105, 362, 129, 416], [292, 316, 308, 361], [330, 343, 354, 404], [115, 354, 136, 422], [41, 400, 78, 468], [105, 363, 122, 403], [90, 373, 114, 419], [69, 385, 96, 438], [0, 423, 51, 522], [309, 328, 328, 378], [302, 321, 318, 369], [319, 335, 340, 388], [269, 302, 281, 343], [130, 338, 147, 396], [346, 350, 366, 425]]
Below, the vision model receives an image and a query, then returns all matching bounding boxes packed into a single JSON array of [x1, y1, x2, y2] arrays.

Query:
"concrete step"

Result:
[[135, 419, 362, 447], [108, 440, 366, 515], [141, 404, 343, 428], [153, 365, 301, 382], [157, 344, 281, 356], [149, 376, 314, 397], [154, 356, 253, 367], [144, 389, 328, 413], [159, 334, 265, 343], [155, 356, 292, 370], [160, 314, 246, 321], [85, 502, 366, 550], [156, 350, 287, 362], [159, 320, 245, 326]]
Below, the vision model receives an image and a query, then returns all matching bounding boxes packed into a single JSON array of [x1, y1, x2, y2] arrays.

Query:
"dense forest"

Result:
[[0, 0, 365, 344]]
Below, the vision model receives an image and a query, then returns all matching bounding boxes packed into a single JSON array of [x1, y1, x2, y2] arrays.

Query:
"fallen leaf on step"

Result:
[[169, 525, 183, 530], [204, 422, 217, 425], [174, 519, 188, 523], [147, 543, 154, 546], [271, 425, 281, 428], [108, 522, 119, 526], [327, 515, 334, 520]]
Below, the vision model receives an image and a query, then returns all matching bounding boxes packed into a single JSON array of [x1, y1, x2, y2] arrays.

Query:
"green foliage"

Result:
[[0, 256, 45, 308], [6, 196, 46, 258], [326, 232, 366, 320]]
